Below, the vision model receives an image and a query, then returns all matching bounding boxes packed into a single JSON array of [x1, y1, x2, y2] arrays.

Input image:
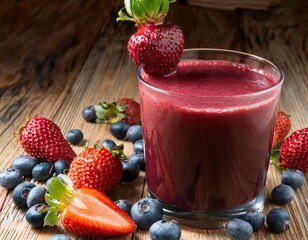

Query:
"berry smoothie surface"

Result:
[[139, 59, 281, 211]]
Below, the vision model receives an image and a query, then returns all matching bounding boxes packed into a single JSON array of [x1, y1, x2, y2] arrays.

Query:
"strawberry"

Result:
[[117, 0, 184, 76], [271, 128, 308, 172], [127, 23, 184, 76], [279, 128, 308, 172], [94, 98, 140, 125], [43, 175, 136, 238], [272, 111, 291, 148], [68, 145, 124, 192], [19, 116, 76, 164]]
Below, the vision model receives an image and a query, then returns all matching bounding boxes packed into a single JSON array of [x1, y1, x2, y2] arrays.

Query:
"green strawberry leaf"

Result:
[[47, 176, 76, 204], [42, 174, 78, 227], [117, 0, 176, 26], [125, 0, 133, 16], [270, 148, 285, 171], [94, 101, 127, 124], [45, 194, 66, 210], [111, 144, 127, 160], [44, 208, 59, 226]]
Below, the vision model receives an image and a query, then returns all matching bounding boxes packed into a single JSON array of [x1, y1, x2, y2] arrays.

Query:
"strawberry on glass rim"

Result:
[[117, 0, 184, 76], [42, 174, 136, 238]]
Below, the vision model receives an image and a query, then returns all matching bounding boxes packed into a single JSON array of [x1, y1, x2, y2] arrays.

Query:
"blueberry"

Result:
[[225, 218, 253, 240], [134, 139, 144, 153], [101, 139, 117, 150], [239, 212, 264, 231], [0, 168, 23, 189], [49, 234, 72, 240], [54, 160, 70, 175], [126, 125, 143, 143], [32, 162, 54, 182], [110, 122, 131, 139], [131, 197, 163, 229], [12, 182, 36, 208], [281, 169, 305, 189], [26, 186, 47, 208], [25, 203, 48, 227], [129, 152, 145, 171], [121, 160, 140, 182], [66, 129, 84, 145], [271, 184, 294, 205], [11, 155, 39, 176], [266, 208, 290, 233], [82, 105, 97, 123], [114, 199, 132, 215], [149, 220, 181, 240]]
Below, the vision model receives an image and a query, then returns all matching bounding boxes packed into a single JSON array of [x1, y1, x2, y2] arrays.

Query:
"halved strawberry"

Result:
[[43, 175, 136, 238], [117, 0, 184, 76]]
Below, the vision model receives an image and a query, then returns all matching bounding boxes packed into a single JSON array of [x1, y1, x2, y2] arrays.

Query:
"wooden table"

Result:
[[0, 0, 307, 239]]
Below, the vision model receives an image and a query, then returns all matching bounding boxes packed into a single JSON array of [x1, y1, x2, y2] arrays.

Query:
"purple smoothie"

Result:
[[139, 59, 281, 211]]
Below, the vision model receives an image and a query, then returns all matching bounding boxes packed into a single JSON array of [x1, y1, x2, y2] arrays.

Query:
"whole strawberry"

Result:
[[279, 128, 308, 172], [19, 116, 76, 164], [94, 98, 140, 125], [68, 145, 124, 192], [272, 111, 291, 148], [117, 0, 184, 76]]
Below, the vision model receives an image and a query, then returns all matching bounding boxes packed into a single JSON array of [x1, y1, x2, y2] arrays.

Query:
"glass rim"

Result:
[[137, 48, 284, 99]]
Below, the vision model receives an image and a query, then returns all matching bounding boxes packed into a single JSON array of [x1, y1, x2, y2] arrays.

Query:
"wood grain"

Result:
[[0, 0, 307, 239], [187, 0, 282, 10]]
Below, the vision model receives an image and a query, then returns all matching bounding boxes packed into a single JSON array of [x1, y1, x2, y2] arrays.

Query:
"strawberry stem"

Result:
[[117, 0, 176, 27], [111, 144, 127, 160], [94, 101, 127, 124], [42, 174, 77, 226]]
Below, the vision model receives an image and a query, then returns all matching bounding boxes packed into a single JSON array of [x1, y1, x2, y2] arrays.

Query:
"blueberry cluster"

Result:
[[107, 121, 145, 183], [225, 169, 305, 239], [115, 197, 181, 240], [0, 155, 70, 237], [83, 104, 146, 181]]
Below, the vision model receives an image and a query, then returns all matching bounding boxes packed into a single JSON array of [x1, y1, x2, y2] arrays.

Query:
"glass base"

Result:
[[148, 189, 265, 229]]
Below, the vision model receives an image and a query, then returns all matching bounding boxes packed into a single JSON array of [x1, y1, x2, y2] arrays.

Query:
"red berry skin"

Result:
[[60, 188, 136, 238], [19, 116, 76, 164], [128, 22, 184, 76], [68, 147, 123, 192], [279, 128, 308, 172], [116, 98, 140, 125], [272, 111, 291, 148]]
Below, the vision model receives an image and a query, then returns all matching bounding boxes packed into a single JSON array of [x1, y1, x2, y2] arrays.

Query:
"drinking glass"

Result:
[[137, 48, 284, 228]]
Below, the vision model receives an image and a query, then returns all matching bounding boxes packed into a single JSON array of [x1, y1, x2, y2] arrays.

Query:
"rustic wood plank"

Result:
[[0, 0, 119, 133], [167, 1, 241, 50]]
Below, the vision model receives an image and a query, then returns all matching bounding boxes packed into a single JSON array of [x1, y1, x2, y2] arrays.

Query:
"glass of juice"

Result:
[[137, 48, 284, 228]]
